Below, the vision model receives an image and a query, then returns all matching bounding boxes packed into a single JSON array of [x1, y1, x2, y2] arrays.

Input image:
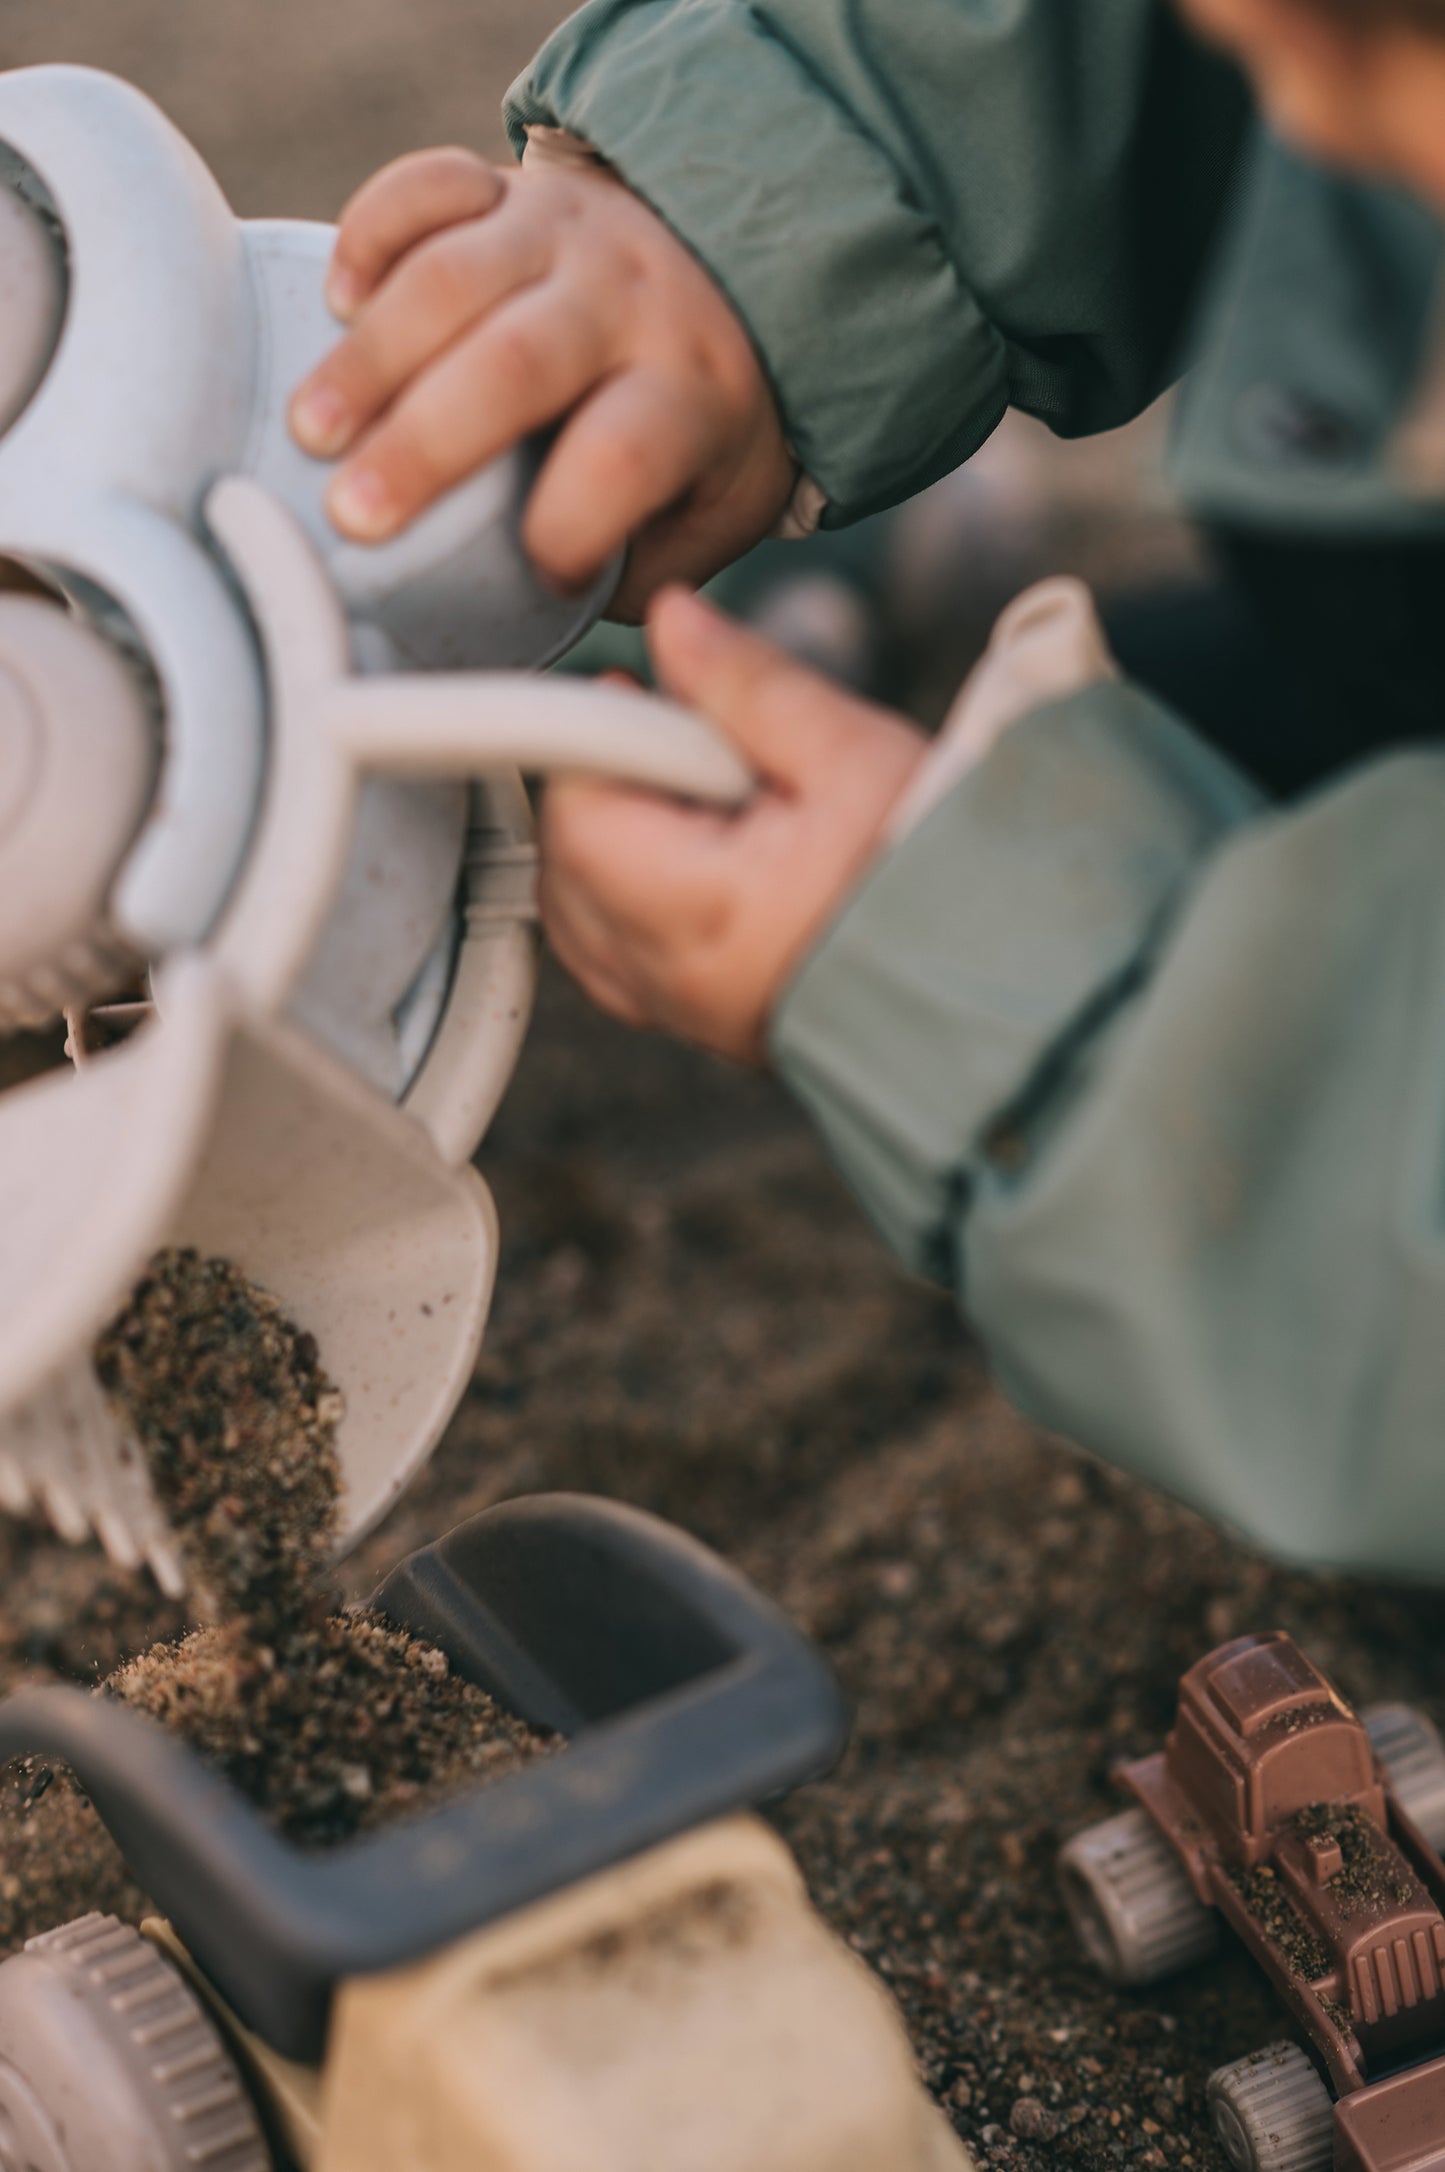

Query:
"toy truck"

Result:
[[1061, 1632, 1445, 2172], [0, 1497, 968, 2172]]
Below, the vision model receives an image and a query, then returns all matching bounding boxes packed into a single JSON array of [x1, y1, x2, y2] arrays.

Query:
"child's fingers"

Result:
[[325, 287, 608, 540], [293, 213, 551, 458], [647, 589, 867, 788], [523, 370, 715, 592], [328, 148, 505, 319]]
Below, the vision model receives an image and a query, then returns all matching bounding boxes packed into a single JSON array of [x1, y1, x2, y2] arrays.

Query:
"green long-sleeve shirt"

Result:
[[508, 0, 1250, 522], [776, 699, 1445, 1578], [507, 2, 1445, 1575]]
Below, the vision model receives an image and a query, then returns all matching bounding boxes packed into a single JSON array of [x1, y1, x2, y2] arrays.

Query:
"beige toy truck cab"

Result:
[[1062, 1632, 1445, 2172]]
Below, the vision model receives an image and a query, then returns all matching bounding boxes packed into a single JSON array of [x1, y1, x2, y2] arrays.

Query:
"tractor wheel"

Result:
[[1363, 1703, 1445, 1854], [1058, 1805, 1218, 1986], [1206, 2043, 1333, 2172], [0, 1914, 271, 2172]]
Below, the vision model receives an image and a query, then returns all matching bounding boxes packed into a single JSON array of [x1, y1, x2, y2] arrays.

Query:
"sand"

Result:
[[0, 1249, 550, 1953]]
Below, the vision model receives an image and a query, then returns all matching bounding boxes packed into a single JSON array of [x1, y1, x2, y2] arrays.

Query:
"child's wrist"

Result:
[[520, 123, 612, 177]]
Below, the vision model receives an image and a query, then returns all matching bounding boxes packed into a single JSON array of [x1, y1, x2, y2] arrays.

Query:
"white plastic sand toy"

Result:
[[0, 64, 751, 1594]]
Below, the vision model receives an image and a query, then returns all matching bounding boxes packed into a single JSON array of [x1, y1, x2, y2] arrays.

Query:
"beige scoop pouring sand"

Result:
[[0, 62, 751, 1595]]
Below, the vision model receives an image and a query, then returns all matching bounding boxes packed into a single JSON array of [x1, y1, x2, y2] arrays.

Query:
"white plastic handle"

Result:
[[206, 474, 752, 808], [331, 672, 752, 807], [203, 477, 757, 1014]]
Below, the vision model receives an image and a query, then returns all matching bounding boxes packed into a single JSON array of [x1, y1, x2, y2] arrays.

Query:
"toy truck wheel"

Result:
[[1058, 1806, 1218, 1986], [1206, 2043, 1333, 2172], [0, 1914, 271, 2172], [1362, 1704, 1445, 1853]]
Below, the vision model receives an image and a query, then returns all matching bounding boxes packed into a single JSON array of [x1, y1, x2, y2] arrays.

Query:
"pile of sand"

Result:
[[0, 1248, 550, 1956]]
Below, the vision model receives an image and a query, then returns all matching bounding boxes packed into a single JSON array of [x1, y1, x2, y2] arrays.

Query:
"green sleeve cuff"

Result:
[[505, 2, 1008, 524], [770, 683, 1263, 1279]]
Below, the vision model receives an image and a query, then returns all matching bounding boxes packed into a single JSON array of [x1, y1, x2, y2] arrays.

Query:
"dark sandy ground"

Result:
[[5, 967, 1445, 2172], [3, 8, 1437, 2171]]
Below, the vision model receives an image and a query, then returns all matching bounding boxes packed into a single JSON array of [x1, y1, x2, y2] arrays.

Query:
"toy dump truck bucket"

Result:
[[0, 1495, 852, 2061], [0, 1499, 971, 2172]]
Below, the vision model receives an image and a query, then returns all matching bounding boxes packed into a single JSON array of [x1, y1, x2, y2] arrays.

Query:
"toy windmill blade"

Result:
[[0, 957, 499, 1594]]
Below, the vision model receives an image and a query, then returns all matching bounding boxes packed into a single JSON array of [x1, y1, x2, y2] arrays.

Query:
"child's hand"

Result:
[[290, 149, 796, 620], [539, 591, 926, 1065]]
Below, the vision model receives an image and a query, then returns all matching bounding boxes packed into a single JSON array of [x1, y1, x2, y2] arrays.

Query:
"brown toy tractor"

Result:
[[1060, 1633, 1445, 2172]]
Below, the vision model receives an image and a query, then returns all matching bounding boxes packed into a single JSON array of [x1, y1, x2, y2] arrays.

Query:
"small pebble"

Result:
[[1012, 2099, 1059, 2142]]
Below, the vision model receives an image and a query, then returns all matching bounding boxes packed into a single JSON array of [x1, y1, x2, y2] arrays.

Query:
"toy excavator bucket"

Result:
[[0, 955, 497, 1590]]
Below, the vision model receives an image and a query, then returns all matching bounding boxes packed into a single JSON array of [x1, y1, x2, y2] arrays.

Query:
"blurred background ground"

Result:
[[2, 0, 552, 206], [2, 10, 1435, 2172]]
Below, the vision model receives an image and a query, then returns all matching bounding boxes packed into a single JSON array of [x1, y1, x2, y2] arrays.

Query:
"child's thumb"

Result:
[[646, 587, 858, 789]]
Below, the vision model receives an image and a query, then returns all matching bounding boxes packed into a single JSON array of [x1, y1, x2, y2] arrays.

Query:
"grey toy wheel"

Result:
[[1058, 1806, 1218, 1986], [0, 1914, 270, 2172], [1363, 1703, 1445, 1853], [1206, 2043, 1333, 2172]]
